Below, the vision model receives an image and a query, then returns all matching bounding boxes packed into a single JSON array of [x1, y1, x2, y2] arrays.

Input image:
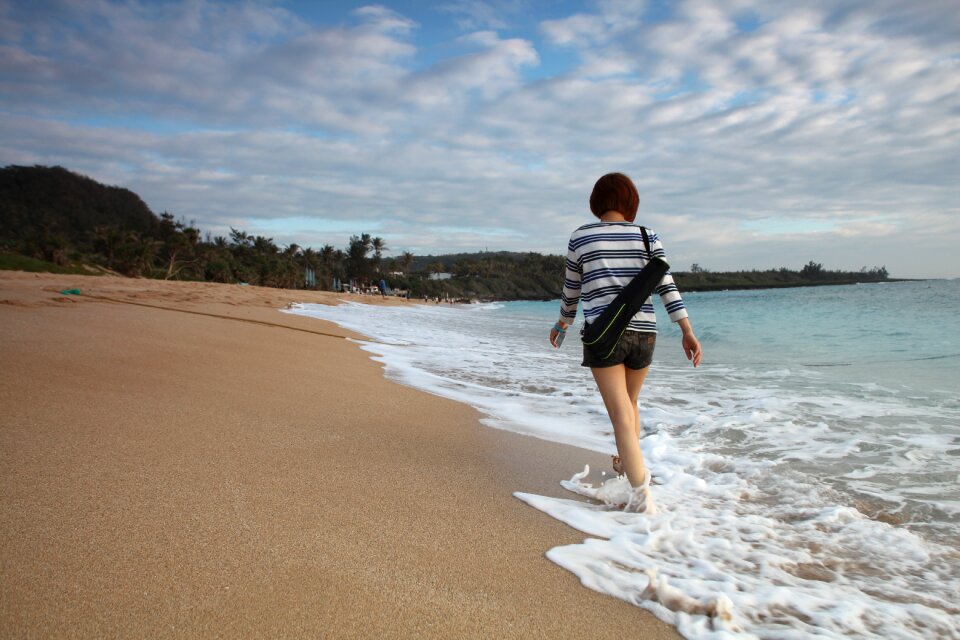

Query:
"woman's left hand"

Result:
[[550, 321, 567, 348], [683, 332, 702, 367], [676, 317, 702, 367]]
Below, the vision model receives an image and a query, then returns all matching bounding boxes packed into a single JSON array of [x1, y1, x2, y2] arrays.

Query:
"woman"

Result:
[[550, 173, 702, 499]]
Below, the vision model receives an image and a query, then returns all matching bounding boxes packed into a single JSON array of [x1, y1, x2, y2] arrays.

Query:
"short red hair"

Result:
[[589, 173, 639, 221]]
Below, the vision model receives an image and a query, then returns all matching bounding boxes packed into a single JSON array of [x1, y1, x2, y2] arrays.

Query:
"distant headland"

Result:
[[1, 165, 896, 301]]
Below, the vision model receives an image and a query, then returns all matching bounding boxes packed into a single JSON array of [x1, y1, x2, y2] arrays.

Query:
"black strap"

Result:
[[639, 226, 651, 258], [579, 224, 666, 358]]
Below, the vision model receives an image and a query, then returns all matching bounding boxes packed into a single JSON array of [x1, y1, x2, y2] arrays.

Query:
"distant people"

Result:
[[378, 278, 387, 298], [550, 173, 702, 506]]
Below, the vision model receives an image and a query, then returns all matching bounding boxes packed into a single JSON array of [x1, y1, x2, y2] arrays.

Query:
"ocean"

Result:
[[284, 279, 960, 639]]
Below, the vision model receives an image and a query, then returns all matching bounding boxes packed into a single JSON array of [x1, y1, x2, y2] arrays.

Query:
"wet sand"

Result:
[[0, 271, 680, 639]]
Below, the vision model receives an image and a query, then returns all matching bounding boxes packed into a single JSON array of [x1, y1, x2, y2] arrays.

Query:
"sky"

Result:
[[1, 0, 958, 278]]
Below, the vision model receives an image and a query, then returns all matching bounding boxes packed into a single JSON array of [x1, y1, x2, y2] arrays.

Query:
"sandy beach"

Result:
[[0, 271, 680, 639]]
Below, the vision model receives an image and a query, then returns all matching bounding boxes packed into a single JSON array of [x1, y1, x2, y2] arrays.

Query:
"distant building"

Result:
[[429, 272, 453, 281]]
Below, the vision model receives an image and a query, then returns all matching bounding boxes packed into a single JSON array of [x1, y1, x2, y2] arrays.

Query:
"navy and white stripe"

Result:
[[559, 222, 688, 333]]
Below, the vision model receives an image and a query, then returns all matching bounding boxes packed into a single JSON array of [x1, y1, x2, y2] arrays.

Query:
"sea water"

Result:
[[284, 279, 960, 639]]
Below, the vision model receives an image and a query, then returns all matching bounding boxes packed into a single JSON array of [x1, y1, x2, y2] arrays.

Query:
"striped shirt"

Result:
[[559, 222, 688, 333]]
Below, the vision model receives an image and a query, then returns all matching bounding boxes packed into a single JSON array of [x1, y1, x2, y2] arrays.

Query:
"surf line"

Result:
[[801, 352, 960, 367], [83, 293, 371, 343]]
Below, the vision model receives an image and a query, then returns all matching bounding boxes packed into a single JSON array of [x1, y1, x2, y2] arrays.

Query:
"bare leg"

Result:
[[592, 365, 650, 488], [626, 365, 651, 441]]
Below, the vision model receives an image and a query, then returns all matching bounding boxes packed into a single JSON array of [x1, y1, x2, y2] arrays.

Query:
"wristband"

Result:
[[553, 322, 567, 333]]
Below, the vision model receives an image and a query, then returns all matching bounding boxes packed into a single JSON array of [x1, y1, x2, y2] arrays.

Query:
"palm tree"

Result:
[[371, 236, 387, 274], [347, 234, 372, 280], [333, 249, 346, 280], [301, 247, 318, 269], [229, 228, 252, 247], [285, 243, 301, 257], [163, 225, 199, 280], [281, 244, 302, 288], [252, 235, 278, 255], [91, 225, 125, 268], [125, 232, 160, 277], [299, 247, 319, 289], [401, 251, 414, 274], [198, 238, 233, 283], [319, 244, 334, 265]]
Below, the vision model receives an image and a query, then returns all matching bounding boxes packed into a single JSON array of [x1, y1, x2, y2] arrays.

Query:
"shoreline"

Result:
[[0, 272, 680, 639]]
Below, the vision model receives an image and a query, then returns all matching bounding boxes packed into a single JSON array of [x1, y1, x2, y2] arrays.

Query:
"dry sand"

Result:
[[0, 271, 680, 639]]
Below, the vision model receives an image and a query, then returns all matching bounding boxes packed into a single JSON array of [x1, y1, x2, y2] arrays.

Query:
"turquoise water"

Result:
[[501, 279, 960, 532], [288, 279, 960, 638], [669, 280, 960, 395]]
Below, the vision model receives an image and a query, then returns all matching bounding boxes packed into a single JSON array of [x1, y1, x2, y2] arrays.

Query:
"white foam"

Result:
[[516, 442, 960, 639], [284, 299, 960, 639]]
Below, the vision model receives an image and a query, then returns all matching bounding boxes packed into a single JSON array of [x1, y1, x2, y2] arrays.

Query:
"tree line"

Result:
[[0, 165, 567, 298], [0, 165, 892, 299], [0, 165, 403, 289], [675, 261, 890, 291]]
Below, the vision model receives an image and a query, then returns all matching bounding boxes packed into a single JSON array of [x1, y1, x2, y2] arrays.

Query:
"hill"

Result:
[[0, 165, 892, 298], [0, 165, 159, 258]]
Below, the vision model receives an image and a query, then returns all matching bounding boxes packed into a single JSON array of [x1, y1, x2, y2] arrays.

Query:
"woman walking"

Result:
[[550, 173, 701, 505]]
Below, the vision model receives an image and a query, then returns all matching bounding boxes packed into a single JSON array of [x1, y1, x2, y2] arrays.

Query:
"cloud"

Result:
[[0, 0, 957, 277], [541, 13, 609, 47], [0, 1, 418, 133], [408, 30, 538, 105]]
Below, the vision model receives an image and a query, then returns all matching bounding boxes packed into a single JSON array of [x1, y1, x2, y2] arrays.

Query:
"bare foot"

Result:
[[620, 471, 657, 514], [612, 455, 624, 475]]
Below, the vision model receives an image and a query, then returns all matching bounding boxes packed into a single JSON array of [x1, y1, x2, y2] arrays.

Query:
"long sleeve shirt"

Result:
[[559, 222, 688, 333]]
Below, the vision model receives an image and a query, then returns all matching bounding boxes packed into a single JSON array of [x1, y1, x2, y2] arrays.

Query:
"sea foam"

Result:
[[285, 288, 960, 639]]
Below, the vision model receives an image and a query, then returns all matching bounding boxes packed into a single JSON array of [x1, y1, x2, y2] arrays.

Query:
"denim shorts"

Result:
[[582, 330, 656, 370]]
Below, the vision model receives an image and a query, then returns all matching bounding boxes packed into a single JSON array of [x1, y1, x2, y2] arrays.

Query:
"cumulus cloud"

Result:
[[0, 0, 957, 277], [527, 1, 958, 270]]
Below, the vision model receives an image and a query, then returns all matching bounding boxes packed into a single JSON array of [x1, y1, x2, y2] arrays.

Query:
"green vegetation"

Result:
[[673, 261, 891, 292], [392, 252, 565, 301], [0, 165, 893, 300], [0, 252, 93, 275], [0, 165, 359, 289]]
